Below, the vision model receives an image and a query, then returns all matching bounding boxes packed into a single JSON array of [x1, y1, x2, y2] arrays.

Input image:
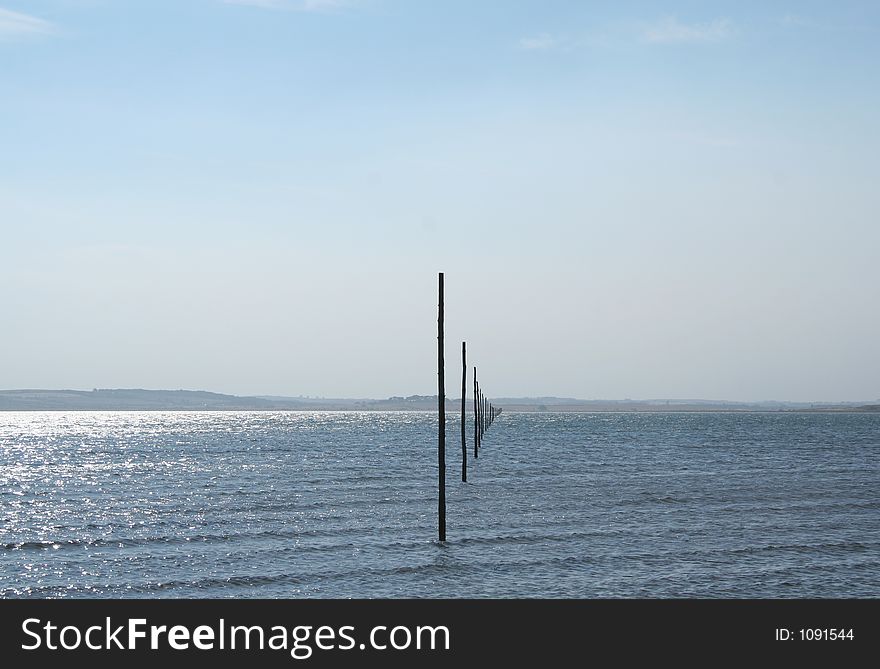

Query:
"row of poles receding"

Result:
[[467, 347, 500, 474], [438, 271, 502, 542]]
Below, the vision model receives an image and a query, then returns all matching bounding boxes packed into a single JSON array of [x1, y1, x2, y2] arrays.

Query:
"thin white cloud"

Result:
[[222, 0, 351, 11], [0, 7, 54, 38], [518, 33, 559, 51], [642, 17, 733, 44]]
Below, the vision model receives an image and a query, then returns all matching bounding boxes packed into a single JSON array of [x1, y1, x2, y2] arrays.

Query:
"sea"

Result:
[[1, 411, 878, 598]]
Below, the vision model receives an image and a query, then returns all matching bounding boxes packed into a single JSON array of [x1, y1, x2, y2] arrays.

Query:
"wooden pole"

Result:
[[461, 341, 467, 483], [437, 272, 446, 542], [476, 385, 480, 447], [479, 386, 484, 444], [478, 388, 482, 443], [473, 368, 479, 458]]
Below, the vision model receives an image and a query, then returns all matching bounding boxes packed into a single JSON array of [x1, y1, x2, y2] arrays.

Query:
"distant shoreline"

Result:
[[1, 389, 877, 413], [2, 408, 879, 413]]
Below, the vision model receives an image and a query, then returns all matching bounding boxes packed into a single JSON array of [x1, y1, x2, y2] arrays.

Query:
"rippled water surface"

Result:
[[1, 411, 878, 598]]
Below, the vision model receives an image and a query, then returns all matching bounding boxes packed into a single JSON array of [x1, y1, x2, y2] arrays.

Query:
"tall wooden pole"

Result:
[[461, 341, 467, 483], [437, 272, 446, 542], [473, 368, 479, 458], [479, 385, 483, 446], [478, 387, 483, 443], [478, 390, 483, 446]]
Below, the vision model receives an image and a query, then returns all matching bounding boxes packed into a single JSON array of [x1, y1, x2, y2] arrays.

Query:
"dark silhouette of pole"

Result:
[[479, 386, 484, 444], [437, 272, 446, 542], [478, 388, 483, 443], [473, 368, 479, 458], [461, 341, 467, 483]]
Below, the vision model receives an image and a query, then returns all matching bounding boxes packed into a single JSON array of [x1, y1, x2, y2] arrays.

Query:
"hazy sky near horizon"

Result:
[[2, 1, 878, 401]]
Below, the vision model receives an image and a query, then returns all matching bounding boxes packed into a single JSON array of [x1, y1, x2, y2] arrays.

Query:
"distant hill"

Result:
[[0, 389, 295, 411], [0, 389, 446, 411], [0, 389, 875, 412]]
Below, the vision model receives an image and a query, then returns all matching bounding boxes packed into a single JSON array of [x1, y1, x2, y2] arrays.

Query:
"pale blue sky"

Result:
[[2, 1, 878, 401]]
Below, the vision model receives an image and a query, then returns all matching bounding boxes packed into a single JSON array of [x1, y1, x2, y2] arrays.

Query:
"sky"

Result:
[[1, 1, 878, 402]]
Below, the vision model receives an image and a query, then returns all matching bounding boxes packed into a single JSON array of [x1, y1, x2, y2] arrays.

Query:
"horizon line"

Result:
[[1, 388, 877, 406]]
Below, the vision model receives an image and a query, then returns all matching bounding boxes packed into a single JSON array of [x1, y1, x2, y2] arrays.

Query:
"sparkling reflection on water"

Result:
[[1, 411, 878, 598]]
